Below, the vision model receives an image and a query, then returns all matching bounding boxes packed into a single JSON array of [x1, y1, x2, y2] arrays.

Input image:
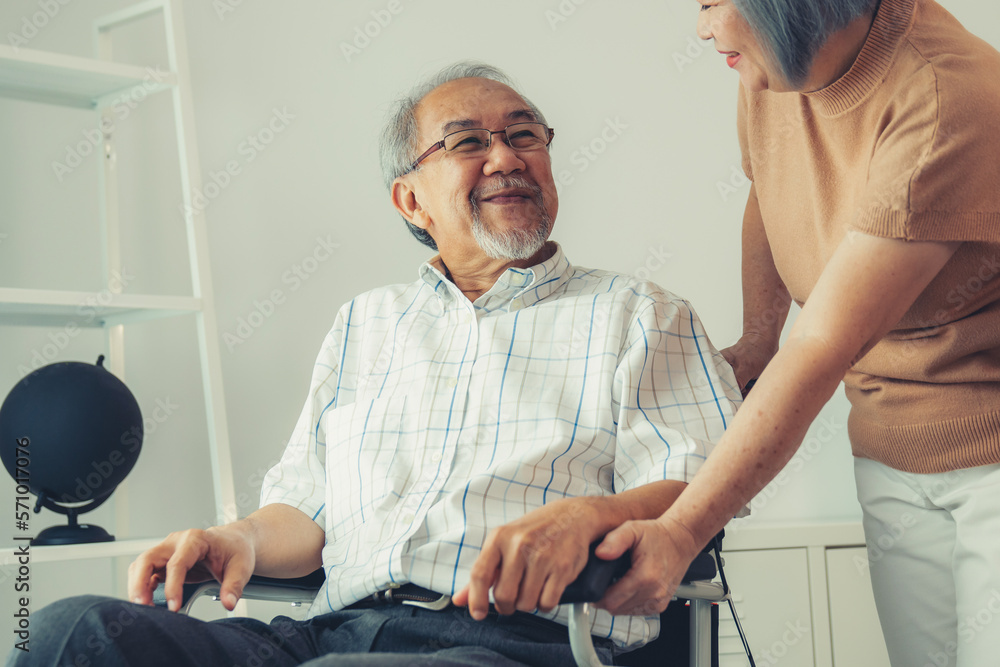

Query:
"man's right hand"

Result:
[[128, 523, 255, 612]]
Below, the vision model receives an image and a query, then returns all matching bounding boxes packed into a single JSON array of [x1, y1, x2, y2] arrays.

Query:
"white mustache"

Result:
[[470, 176, 543, 203]]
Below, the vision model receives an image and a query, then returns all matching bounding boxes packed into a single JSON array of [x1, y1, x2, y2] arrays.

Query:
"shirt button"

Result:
[[430, 452, 443, 463], [511, 299, 522, 310], [446, 377, 458, 388], [401, 513, 415, 524]]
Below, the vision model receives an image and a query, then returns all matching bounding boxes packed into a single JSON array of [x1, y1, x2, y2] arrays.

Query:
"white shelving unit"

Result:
[[0, 0, 235, 569]]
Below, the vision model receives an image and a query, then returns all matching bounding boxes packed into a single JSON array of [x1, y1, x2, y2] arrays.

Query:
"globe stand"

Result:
[[31, 492, 116, 546], [32, 513, 115, 546]]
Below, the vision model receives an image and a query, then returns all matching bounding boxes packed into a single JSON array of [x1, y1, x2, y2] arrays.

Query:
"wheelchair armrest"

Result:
[[564, 538, 727, 667], [559, 541, 719, 605], [559, 542, 632, 605], [152, 569, 326, 615]]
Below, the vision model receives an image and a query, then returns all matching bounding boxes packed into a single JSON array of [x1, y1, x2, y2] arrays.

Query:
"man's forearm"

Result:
[[232, 503, 325, 577]]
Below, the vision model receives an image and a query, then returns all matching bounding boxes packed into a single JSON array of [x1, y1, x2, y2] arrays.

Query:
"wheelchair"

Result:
[[154, 532, 753, 667]]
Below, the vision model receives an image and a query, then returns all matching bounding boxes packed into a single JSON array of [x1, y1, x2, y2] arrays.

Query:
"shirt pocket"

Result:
[[322, 394, 411, 537]]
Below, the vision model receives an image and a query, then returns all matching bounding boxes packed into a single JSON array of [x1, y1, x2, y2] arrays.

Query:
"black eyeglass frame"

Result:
[[407, 122, 555, 173]]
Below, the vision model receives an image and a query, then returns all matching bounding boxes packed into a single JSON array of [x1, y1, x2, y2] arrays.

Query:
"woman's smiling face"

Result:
[[696, 1, 789, 93]]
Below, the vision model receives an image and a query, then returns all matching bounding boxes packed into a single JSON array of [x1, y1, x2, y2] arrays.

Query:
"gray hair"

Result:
[[732, 0, 880, 88], [378, 61, 549, 250]]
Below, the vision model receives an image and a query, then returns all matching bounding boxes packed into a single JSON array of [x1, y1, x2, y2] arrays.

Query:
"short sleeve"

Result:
[[855, 59, 1000, 242], [612, 293, 741, 492]]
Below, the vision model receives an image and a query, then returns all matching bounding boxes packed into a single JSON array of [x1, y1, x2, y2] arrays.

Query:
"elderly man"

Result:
[[12, 62, 739, 667]]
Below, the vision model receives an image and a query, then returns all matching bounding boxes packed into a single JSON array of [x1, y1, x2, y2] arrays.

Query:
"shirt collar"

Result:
[[418, 241, 572, 313]]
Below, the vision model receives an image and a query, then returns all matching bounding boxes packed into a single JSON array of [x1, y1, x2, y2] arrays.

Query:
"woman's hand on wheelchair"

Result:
[[127, 525, 256, 612], [592, 515, 699, 616]]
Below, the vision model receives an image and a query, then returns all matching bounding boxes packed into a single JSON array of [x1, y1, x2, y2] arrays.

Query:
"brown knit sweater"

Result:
[[738, 0, 1000, 473]]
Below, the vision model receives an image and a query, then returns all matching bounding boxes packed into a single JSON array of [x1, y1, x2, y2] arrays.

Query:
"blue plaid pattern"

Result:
[[261, 243, 740, 648]]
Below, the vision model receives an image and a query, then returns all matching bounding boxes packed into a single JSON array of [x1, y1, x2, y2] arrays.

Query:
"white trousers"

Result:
[[854, 457, 1000, 667]]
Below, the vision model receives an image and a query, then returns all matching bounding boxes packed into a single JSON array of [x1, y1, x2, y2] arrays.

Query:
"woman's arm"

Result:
[[595, 231, 960, 615], [722, 184, 792, 393]]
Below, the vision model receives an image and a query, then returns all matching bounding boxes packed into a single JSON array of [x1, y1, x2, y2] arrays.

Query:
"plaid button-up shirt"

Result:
[[261, 243, 740, 648]]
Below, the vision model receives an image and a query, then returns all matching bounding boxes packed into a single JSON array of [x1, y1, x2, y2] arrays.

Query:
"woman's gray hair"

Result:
[[732, 0, 880, 88], [378, 61, 548, 250]]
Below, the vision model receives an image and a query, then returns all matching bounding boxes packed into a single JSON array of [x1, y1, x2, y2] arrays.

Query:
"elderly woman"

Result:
[[596, 1, 1000, 664]]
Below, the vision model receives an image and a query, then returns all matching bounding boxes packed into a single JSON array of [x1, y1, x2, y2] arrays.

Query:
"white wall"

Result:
[[2, 0, 999, 553]]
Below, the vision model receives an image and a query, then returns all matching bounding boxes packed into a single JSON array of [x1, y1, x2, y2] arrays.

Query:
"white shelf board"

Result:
[[0, 43, 176, 108], [0, 287, 202, 327], [0, 537, 161, 565]]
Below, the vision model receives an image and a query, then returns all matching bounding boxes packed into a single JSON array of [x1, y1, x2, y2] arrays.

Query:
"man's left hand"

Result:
[[452, 497, 602, 620]]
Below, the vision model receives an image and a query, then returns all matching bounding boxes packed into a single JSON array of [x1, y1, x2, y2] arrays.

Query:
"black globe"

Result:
[[0, 356, 143, 544]]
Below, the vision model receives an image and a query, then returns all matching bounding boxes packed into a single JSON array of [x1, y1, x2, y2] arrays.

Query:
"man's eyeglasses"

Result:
[[409, 122, 555, 172]]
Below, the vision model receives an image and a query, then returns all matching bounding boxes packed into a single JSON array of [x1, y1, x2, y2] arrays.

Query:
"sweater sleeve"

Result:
[[854, 51, 1000, 242]]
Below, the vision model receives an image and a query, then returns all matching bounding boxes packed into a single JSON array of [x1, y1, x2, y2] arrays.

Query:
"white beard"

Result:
[[469, 175, 551, 260], [471, 211, 550, 260]]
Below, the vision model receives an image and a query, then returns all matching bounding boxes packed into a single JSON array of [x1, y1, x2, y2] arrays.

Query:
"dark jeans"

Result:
[[6, 595, 616, 666]]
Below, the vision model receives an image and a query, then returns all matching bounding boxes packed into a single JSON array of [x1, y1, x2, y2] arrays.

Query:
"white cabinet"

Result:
[[720, 523, 891, 667], [718, 549, 814, 666]]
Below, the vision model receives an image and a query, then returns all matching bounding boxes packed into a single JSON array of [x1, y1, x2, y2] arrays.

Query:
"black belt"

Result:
[[347, 584, 452, 611]]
